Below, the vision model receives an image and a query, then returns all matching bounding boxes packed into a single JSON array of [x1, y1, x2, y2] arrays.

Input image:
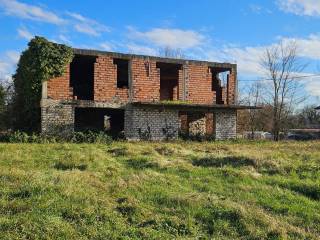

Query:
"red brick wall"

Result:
[[46, 54, 236, 105], [178, 67, 184, 100], [205, 113, 215, 135], [94, 56, 129, 102], [227, 68, 236, 104], [132, 58, 160, 102], [187, 64, 215, 104], [47, 66, 73, 100], [179, 112, 188, 134]]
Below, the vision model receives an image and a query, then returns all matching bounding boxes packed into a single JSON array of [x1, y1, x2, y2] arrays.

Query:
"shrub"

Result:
[[12, 37, 73, 132], [71, 131, 112, 144], [0, 130, 113, 144], [179, 132, 216, 142], [8, 131, 30, 143]]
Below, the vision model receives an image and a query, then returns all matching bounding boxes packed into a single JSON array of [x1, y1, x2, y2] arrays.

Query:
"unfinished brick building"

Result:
[[41, 48, 252, 140]]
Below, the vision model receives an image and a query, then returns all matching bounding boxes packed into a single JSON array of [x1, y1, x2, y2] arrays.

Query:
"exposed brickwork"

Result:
[[132, 58, 160, 102], [227, 67, 237, 104], [178, 67, 185, 100], [47, 66, 73, 100], [206, 113, 215, 135], [187, 64, 215, 104], [179, 112, 188, 134], [46, 54, 236, 105], [43, 50, 239, 140], [94, 55, 129, 103]]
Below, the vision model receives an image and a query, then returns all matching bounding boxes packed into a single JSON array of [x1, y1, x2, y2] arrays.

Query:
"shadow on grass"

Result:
[[54, 162, 87, 171], [282, 183, 320, 201], [125, 157, 159, 170], [155, 146, 175, 156], [8, 189, 31, 200], [195, 205, 251, 237], [192, 156, 256, 168], [108, 147, 128, 157]]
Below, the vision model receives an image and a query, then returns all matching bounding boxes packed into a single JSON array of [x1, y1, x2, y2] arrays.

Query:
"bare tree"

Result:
[[159, 46, 185, 59], [260, 40, 306, 141], [247, 82, 263, 138]]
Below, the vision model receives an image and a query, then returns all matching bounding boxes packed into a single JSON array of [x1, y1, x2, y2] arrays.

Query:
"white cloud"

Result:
[[6, 51, 20, 64], [0, 61, 10, 76], [281, 34, 320, 59], [0, 2, 110, 37], [203, 45, 265, 77], [277, 0, 320, 16], [305, 77, 320, 96], [99, 42, 114, 51], [128, 27, 205, 49], [249, 4, 263, 14], [67, 12, 110, 37], [17, 27, 33, 40], [203, 34, 320, 78], [126, 43, 157, 56], [0, 51, 20, 82], [58, 34, 72, 45], [0, 0, 64, 24]]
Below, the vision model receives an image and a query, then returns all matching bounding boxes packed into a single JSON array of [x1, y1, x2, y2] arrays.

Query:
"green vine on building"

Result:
[[12, 36, 74, 132]]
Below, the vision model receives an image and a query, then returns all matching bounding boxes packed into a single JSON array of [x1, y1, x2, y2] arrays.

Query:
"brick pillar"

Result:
[[173, 86, 178, 101], [205, 113, 215, 135], [178, 64, 189, 101]]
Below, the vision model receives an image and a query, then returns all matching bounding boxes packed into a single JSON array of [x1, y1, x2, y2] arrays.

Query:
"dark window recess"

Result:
[[210, 67, 230, 104], [157, 62, 181, 101], [74, 108, 124, 137], [114, 58, 129, 88], [70, 55, 96, 100]]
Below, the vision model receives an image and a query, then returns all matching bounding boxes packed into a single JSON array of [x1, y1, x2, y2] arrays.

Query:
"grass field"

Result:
[[0, 141, 319, 239]]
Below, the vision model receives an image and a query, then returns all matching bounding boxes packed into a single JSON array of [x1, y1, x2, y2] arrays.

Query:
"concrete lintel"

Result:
[[40, 99, 126, 109], [73, 48, 236, 69]]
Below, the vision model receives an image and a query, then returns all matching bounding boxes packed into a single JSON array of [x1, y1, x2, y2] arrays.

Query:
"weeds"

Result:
[[0, 141, 319, 239]]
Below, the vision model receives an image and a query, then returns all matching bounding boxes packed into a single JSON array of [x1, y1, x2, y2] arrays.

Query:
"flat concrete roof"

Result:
[[132, 102, 261, 112], [73, 48, 236, 69]]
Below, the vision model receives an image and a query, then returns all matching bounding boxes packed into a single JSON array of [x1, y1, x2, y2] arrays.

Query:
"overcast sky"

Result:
[[0, 0, 319, 105]]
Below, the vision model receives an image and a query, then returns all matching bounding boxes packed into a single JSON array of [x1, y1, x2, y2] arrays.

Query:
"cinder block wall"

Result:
[[124, 105, 180, 141], [41, 100, 74, 135], [215, 109, 237, 140]]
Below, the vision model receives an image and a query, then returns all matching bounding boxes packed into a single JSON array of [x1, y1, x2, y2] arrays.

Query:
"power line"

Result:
[[238, 74, 320, 82]]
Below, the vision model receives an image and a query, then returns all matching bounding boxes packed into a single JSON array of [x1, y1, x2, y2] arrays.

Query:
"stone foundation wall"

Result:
[[215, 109, 237, 140], [41, 100, 74, 135], [124, 105, 180, 141]]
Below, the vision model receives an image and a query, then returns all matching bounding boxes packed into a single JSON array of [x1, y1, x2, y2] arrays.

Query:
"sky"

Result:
[[0, 0, 320, 105]]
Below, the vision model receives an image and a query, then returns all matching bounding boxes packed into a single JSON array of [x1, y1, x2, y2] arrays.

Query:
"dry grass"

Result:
[[0, 140, 319, 239]]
